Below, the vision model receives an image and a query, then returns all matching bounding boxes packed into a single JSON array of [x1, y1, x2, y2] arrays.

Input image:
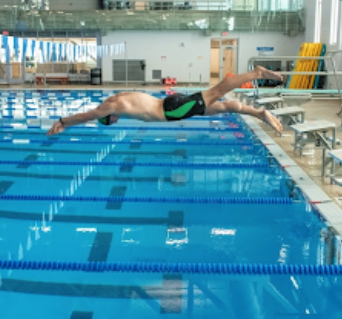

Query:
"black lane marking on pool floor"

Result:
[[106, 186, 128, 210], [70, 312, 93, 319], [129, 140, 142, 150], [0, 181, 13, 195], [0, 275, 183, 313], [40, 137, 59, 147], [16, 154, 39, 169], [88, 232, 113, 262], [0, 170, 173, 183], [0, 210, 183, 227], [167, 211, 184, 229], [174, 150, 187, 159], [119, 157, 136, 173]]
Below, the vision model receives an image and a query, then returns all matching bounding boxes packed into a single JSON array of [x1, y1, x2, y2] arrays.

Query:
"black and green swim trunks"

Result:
[[163, 92, 206, 121]]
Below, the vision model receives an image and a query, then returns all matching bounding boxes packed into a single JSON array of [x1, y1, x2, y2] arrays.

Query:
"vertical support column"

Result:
[[125, 41, 128, 88]]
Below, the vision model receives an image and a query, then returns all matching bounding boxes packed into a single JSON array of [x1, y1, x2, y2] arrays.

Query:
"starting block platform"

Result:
[[290, 120, 336, 163], [238, 91, 275, 104], [255, 97, 284, 109], [271, 106, 305, 127], [324, 150, 342, 185]]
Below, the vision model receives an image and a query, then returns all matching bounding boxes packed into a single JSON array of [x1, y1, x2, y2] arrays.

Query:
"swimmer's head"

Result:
[[97, 115, 119, 126]]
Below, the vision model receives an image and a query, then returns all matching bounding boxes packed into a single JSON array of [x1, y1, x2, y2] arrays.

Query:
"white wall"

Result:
[[213, 32, 304, 74], [102, 31, 211, 83], [49, 0, 98, 10], [102, 31, 304, 83], [304, 0, 316, 42]]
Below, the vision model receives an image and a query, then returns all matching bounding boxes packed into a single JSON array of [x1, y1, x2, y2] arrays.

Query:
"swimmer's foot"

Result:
[[254, 65, 283, 82], [259, 108, 283, 133]]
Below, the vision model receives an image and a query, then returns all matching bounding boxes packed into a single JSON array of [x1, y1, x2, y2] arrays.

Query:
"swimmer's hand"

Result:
[[259, 109, 283, 133], [47, 120, 65, 136]]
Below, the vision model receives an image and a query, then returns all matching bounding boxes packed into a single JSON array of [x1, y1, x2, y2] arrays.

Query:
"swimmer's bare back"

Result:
[[102, 92, 165, 122]]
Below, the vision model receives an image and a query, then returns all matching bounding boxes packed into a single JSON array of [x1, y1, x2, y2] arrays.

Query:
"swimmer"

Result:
[[47, 66, 283, 136]]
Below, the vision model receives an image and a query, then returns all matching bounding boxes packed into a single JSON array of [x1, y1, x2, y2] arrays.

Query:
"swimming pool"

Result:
[[0, 89, 341, 318]]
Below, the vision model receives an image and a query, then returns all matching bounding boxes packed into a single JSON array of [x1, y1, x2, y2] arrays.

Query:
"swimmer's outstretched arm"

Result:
[[47, 103, 112, 136]]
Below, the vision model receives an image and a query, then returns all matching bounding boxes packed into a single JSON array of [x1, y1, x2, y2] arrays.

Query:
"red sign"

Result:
[[222, 31, 228, 36], [3, 31, 8, 35]]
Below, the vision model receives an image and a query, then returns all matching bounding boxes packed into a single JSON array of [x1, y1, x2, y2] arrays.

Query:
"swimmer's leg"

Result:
[[201, 66, 283, 107]]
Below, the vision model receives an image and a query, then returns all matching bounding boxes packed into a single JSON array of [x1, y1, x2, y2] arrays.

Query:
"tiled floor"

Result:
[[257, 98, 342, 204]]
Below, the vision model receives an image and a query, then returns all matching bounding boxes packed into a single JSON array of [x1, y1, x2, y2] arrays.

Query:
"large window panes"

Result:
[[19, 0, 49, 10], [24, 38, 97, 79], [257, 0, 304, 11], [231, 0, 257, 10]]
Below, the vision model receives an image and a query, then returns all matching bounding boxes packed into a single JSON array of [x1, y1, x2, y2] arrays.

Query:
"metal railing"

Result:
[[248, 55, 342, 124], [0, 0, 305, 12], [0, 9, 305, 32]]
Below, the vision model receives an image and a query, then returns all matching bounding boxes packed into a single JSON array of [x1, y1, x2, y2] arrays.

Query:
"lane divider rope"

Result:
[[0, 195, 293, 204], [0, 139, 253, 146], [0, 261, 337, 275], [0, 160, 268, 168]]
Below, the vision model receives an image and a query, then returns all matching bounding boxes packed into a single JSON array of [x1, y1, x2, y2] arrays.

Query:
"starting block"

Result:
[[290, 120, 336, 163], [325, 149, 342, 185], [255, 97, 284, 109], [270, 106, 305, 128]]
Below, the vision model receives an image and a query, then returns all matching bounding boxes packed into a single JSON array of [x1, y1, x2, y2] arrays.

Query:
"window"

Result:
[[330, 0, 339, 45]]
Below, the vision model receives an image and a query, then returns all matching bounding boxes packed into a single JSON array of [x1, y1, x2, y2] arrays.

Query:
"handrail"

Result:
[[248, 55, 342, 123], [249, 56, 338, 61]]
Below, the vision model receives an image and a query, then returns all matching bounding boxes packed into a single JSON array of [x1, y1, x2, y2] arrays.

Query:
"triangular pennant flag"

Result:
[[31, 40, 36, 58], [73, 45, 76, 62], [13, 37, 19, 61], [7, 36, 13, 62], [59, 43, 62, 61], [2, 36, 9, 63], [40, 41, 45, 63], [66, 44, 70, 62], [70, 44, 74, 62], [47, 42, 51, 62], [22, 38, 28, 62], [62, 44, 66, 61], [52, 43, 57, 62], [18, 38, 23, 62]]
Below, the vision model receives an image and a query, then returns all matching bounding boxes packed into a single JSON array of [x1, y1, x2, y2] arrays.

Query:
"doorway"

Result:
[[210, 38, 238, 86]]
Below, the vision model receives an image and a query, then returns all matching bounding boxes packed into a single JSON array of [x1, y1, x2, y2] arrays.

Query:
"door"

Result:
[[219, 45, 237, 80]]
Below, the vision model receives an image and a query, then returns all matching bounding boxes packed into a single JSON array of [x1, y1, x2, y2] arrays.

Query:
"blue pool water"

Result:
[[0, 90, 341, 319]]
